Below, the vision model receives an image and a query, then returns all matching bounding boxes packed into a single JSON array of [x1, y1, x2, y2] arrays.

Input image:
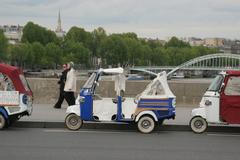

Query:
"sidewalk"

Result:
[[20, 104, 193, 125], [15, 104, 193, 131]]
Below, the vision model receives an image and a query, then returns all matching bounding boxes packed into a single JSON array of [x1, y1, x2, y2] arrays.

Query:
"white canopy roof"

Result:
[[100, 67, 124, 74], [137, 71, 175, 99]]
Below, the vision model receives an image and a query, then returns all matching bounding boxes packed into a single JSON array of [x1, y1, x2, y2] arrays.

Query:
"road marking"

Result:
[[207, 133, 240, 137]]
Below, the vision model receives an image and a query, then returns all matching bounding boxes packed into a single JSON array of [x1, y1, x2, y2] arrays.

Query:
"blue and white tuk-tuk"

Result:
[[65, 68, 176, 133]]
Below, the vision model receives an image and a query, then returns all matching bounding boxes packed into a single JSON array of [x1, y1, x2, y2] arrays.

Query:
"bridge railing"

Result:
[[130, 53, 240, 78]]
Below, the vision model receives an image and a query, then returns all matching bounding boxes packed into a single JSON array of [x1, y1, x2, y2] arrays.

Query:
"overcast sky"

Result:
[[1, 0, 240, 39]]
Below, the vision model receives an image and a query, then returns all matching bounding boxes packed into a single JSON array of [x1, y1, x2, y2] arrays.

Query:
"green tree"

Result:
[[91, 27, 107, 58], [30, 42, 45, 68], [0, 30, 8, 61], [140, 45, 152, 65], [65, 27, 92, 48], [165, 37, 190, 48], [146, 39, 163, 49], [45, 43, 62, 68], [151, 47, 170, 66], [63, 40, 91, 67], [22, 22, 58, 45], [100, 35, 128, 66], [124, 38, 142, 65], [8, 43, 29, 67], [121, 32, 138, 40]]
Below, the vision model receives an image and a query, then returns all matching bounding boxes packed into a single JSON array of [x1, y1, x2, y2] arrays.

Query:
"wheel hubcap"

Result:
[[194, 120, 203, 129], [141, 120, 151, 129], [69, 117, 78, 126]]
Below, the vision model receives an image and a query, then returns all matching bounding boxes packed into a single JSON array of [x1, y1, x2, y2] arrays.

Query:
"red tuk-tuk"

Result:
[[0, 63, 33, 129], [190, 70, 240, 133]]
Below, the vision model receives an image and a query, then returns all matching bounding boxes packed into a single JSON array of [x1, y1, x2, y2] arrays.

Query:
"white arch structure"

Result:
[[167, 53, 240, 77]]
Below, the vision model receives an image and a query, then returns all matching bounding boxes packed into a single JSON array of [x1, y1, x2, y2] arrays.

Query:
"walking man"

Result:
[[54, 64, 68, 109], [64, 62, 76, 106]]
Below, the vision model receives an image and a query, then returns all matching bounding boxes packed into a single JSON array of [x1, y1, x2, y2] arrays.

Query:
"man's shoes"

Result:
[[53, 106, 61, 109]]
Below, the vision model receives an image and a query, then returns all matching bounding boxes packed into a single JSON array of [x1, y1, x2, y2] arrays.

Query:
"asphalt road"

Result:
[[0, 128, 240, 160]]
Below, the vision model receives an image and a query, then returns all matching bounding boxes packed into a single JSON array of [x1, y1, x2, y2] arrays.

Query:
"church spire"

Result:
[[55, 10, 65, 37], [56, 10, 62, 32]]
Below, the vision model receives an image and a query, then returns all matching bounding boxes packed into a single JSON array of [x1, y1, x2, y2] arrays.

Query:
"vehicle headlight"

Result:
[[22, 95, 33, 106], [22, 95, 28, 105], [172, 98, 176, 107]]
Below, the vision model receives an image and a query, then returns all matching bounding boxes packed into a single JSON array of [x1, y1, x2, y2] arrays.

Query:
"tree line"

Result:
[[0, 21, 218, 69]]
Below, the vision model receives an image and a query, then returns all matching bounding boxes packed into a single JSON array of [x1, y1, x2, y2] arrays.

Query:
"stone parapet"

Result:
[[28, 78, 209, 106]]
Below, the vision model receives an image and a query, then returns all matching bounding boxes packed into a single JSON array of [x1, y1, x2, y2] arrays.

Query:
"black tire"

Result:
[[0, 114, 6, 130], [137, 116, 155, 134], [190, 116, 208, 133], [65, 113, 83, 131], [158, 119, 164, 125], [8, 116, 19, 127]]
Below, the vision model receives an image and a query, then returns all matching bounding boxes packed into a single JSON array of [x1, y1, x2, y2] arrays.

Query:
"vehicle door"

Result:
[[220, 75, 240, 124]]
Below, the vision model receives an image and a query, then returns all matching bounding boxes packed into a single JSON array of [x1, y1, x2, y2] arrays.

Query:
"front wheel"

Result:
[[65, 113, 83, 131], [137, 116, 155, 134], [190, 116, 208, 133], [0, 114, 7, 130]]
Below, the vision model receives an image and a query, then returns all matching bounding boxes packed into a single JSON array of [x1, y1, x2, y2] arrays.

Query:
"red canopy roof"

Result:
[[0, 63, 32, 95], [226, 70, 240, 76]]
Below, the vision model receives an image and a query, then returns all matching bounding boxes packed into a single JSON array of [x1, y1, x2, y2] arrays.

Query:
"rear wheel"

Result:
[[190, 116, 207, 133], [137, 116, 155, 134], [65, 113, 83, 131], [0, 114, 6, 130]]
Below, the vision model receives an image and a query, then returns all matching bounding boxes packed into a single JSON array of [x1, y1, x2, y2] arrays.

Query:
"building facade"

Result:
[[203, 38, 225, 47], [231, 40, 240, 54], [0, 25, 23, 44]]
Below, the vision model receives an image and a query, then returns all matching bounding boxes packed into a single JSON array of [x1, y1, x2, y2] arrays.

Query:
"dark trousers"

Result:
[[64, 92, 75, 106], [54, 90, 65, 108]]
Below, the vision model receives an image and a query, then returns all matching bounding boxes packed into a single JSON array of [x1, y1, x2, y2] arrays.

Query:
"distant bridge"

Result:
[[130, 53, 240, 77]]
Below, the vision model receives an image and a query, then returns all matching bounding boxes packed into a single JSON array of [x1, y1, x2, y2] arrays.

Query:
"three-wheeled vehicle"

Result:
[[65, 67, 176, 133], [0, 63, 33, 129], [190, 70, 240, 133]]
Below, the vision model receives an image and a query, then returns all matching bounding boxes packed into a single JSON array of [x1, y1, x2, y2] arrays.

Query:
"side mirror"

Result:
[[79, 96, 85, 103]]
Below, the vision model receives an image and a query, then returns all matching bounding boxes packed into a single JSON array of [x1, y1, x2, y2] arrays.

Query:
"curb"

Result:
[[13, 121, 240, 133]]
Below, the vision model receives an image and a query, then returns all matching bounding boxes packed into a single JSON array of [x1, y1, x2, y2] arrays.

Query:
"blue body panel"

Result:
[[80, 89, 94, 121], [153, 108, 175, 120], [117, 96, 123, 121], [0, 107, 8, 119], [138, 98, 173, 107], [137, 98, 175, 120]]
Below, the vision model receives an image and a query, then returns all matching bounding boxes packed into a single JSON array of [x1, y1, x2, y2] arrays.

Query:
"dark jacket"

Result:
[[58, 69, 68, 91]]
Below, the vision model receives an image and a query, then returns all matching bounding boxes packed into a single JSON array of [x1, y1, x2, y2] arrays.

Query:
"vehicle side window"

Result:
[[224, 76, 240, 96], [147, 80, 165, 95], [0, 73, 15, 91]]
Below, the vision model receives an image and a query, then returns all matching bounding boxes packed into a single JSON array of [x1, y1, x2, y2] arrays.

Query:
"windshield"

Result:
[[83, 72, 97, 89], [208, 75, 224, 92]]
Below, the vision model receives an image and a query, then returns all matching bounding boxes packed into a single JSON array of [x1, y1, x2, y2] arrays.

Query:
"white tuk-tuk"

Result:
[[65, 68, 176, 133], [190, 70, 240, 133]]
